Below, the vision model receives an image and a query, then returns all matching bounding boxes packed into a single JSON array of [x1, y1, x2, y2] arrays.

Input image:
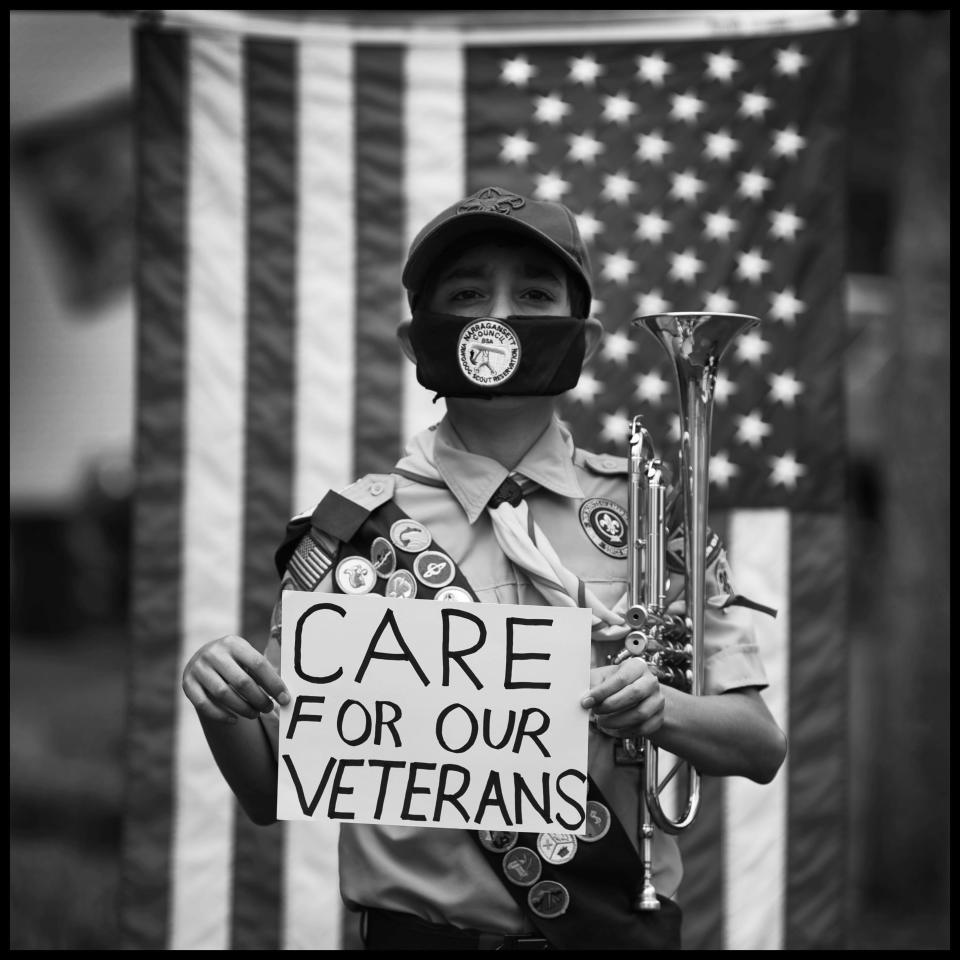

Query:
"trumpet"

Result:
[[617, 312, 760, 912]]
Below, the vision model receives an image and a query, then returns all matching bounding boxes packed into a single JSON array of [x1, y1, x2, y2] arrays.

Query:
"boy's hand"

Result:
[[182, 635, 290, 723], [581, 658, 665, 739]]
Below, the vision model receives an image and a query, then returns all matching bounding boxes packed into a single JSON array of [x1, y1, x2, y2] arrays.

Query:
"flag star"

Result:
[[704, 290, 738, 314], [769, 287, 806, 324], [735, 248, 771, 283], [636, 51, 672, 86], [667, 413, 682, 443], [591, 299, 605, 318], [533, 170, 570, 202], [669, 90, 706, 124], [769, 205, 805, 241], [739, 88, 774, 119], [668, 248, 705, 284], [635, 210, 672, 244], [703, 128, 740, 162], [771, 125, 807, 159], [636, 290, 671, 316], [601, 170, 639, 205], [575, 210, 603, 244], [600, 250, 637, 285], [713, 369, 738, 405], [670, 169, 707, 204], [774, 44, 809, 77], [738, 167, 773, 200], [567, 131, 605, 165], [735, 329, 772, 366], [569, 54, 604, 85], [601, 409, 632, 444], [602, 92, 638, 125], [635, 371, 671, 404], [601, 328, 638, 364], [705, 49, 741, 83], [569, 370, 603, 404], [533, 92, 572, 125], [735, 409, 772, 448], [499, 131, 538, 165], [769, 451, 807, 489], [501, 55, 537, 87], [768, 369, 805, 406], [703, 208, 738, 241], [636, 130, 673, 165], [709, 450, 740, 488]]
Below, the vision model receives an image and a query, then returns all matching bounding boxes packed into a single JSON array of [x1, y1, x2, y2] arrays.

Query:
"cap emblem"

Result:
[[457, 186, 526, 216]]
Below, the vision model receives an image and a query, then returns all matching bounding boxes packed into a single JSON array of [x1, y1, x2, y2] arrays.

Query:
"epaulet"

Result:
[[575, 449, 629, 475]]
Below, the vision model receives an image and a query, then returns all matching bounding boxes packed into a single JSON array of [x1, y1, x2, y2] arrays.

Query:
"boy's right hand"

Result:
[[182, 635, 290, 723]]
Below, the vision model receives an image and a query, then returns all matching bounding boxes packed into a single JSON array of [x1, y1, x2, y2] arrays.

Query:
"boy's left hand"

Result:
[[581, 658, 665, 739]]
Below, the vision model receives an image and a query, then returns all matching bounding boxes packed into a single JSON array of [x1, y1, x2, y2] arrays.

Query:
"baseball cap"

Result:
[[402, 186, 593, 313]]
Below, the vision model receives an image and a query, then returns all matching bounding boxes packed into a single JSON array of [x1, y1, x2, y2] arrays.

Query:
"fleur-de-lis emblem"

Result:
[[458, 186, 526, 216]]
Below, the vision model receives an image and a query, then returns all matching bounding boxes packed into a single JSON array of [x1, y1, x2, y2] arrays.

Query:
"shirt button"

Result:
[[369, 481, 384, 496]]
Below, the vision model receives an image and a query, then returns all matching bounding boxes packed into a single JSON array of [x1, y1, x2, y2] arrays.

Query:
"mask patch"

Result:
[[457, 318, 521, 387], [579, 498, 628, 559]]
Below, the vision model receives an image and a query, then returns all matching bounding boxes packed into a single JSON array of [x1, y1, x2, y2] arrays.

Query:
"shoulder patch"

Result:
[[576, 450, 629, 476], [339, 473, 396, 511]]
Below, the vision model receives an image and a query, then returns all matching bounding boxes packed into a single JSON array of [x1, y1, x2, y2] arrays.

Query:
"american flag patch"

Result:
[[286, 533, 335, 591]]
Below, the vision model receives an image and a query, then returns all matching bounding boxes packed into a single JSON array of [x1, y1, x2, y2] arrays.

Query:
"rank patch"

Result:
[[502, 847, 542, 887], [413, 550, 455, 589], [370, 537, 397, 578], [335, 556, 377, 594], [389, 519, 431, 553], [478, 831, 518, 854], [579, 498, 629, 559], [536, 832, 578, 865], [528, 880, 570, 919], [385, 570, 417, 599]]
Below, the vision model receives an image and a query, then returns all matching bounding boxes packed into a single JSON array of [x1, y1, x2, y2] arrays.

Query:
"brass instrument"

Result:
[[619, 312, 760, 911]]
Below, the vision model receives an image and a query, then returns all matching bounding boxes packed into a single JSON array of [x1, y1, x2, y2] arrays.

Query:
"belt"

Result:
[[362, 907, 551, 951]]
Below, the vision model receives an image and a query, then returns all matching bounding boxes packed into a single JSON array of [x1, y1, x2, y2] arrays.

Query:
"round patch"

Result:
[[413, 550, 455, 589], [370, 537, 397, 578], [536, 833, 578, 865], [528, 880, 570, 919], [390, 519, 431, 553], [478, 831, 518, 854], [434, 586, 473, 603], [385, 569, 418, 599], [335, 556, 377, 595], [457, 318, 521, 387], [502, 847, 542, 887], [581, 801, 611, 843], [579, 498, 629, 559]]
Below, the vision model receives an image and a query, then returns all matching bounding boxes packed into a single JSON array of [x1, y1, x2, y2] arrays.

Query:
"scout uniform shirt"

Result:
[[258, 415, 769, 936]]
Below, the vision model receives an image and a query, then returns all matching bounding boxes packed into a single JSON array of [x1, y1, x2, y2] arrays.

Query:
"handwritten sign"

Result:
[[277, 591, 592, 834]]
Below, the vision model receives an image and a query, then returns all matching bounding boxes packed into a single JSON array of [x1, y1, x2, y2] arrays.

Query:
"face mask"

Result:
[[408, 310, 586, 399]]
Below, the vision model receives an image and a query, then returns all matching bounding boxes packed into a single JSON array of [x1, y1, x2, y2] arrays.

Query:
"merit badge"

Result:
[[581, 801, 611, 843], [579, 498, 629, 559], [370, 537, 397, 578], [502, 847, 542, 887], [528, 880, 570, 919], [389, 519, 431, 553], [335, 556, 377, 595], [458, 318, 521, 387], [434, 586, 473, 603], [536, 833, 578, 865], [413, 550, 455, 590], [385, 570, 417, 599], [478, 831, 518, 854]]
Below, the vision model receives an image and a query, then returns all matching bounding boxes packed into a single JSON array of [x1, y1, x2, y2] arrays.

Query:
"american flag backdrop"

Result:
[[121, 9, 854, 951]]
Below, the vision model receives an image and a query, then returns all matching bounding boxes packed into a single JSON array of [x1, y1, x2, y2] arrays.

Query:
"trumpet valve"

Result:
[[626, 603, 648, 629]]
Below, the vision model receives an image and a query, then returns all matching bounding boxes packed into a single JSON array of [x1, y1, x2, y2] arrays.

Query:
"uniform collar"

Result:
[[398, 416, 584, 524]]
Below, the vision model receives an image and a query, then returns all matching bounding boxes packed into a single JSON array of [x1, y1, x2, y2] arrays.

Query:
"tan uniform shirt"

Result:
[[261, 415, 768, 935]]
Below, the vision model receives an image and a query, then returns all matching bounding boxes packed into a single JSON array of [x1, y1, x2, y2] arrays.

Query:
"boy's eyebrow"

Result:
[[437, 260, 564, 284]]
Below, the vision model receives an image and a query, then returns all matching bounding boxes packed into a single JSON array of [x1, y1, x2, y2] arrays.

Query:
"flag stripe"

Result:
[[785, 512, 847, 948], [121, 25, 188, 949], [724, 509, 790, 949], [354, 45, 406, 476]]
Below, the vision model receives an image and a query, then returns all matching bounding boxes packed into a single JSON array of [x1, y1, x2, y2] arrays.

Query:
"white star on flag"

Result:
[[713, 370, 738, 405], [772, 125, 807, 159], [703, 129, 740, 162], [669, 248, 705, 284], [738, 167, 774, 200], [591, 298, 605, 318], [703, 290, 739, 314], [569, 371, 603, 404], [635, 211, 672, 243], [735, 409, 772, 448], [636, 290, 671, 316], [575, 211, 603, 243], [569, 54, 603, 85], [735, 248, 771, 283], [601, 328, 637, 364], [667, 413, 682, 443], [601, 408, 631, 443], [735, 329, 772, 365], [739, 88, 774, 119], [670, 90, 706, 124], [533, 92, 571, 125], [769, 451, 807, 489], [769, 369, 805, 405], [499, 131, 537, 165], [770, 206, 805, 240], [774, 45, 809, 77], [636, 51, 672, 86], [601, 171, 638, 204], [703, 208, 738, 241], [533, 170, 570, 202], [600, 250, 636, 285], [601, 92, 638, 125], [670, 169, 707, 203], [501, 56, 536, 86], [769, 287, 806, 324], [635, 370, 671, 404], [636, 131, 673, 164], [709, 450, 740, 488], [567, 131, 604, 165], [705, 49, 741, 83]]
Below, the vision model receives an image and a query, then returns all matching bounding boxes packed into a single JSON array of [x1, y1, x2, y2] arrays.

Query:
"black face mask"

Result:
[[407, 310, 586, 399]]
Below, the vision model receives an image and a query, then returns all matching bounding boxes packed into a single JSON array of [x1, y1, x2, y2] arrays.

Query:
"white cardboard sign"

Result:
[[277, 591, 592, 834]]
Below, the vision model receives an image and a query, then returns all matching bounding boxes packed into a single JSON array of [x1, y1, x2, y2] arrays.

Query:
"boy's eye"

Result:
[[449, 288, 483, 301]]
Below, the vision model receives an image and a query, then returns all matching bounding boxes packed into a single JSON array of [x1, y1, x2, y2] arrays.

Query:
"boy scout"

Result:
[[182, 186, 786, 950]]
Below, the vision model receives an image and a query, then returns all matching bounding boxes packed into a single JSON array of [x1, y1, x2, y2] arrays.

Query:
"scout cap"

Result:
[[402, 186, 593, 314]]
